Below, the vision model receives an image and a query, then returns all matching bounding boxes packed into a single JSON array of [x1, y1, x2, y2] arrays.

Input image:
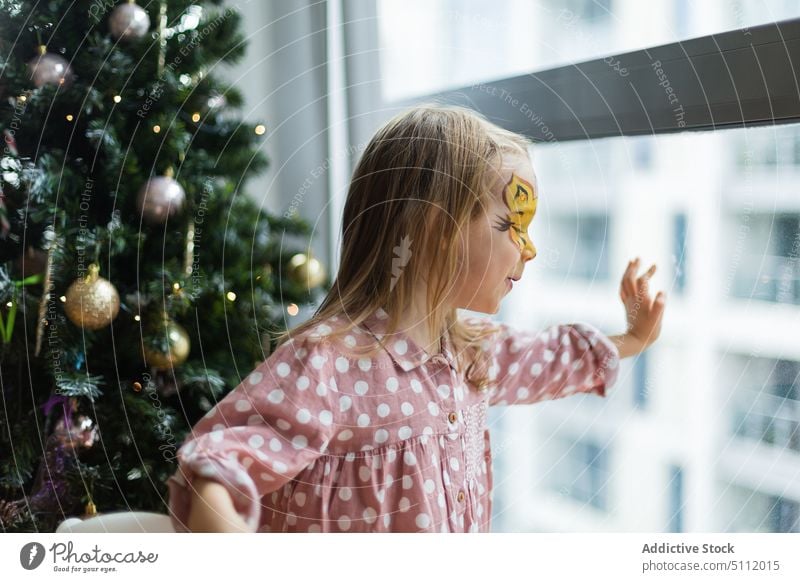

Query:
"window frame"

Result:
[[389, 17, 800, 142]]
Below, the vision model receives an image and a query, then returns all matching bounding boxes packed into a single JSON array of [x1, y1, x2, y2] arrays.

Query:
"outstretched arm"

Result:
[[609, 257, 666, 359], [187, 477, 251, 533]]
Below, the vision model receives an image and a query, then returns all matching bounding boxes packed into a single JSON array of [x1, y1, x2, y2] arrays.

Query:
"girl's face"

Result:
[[452, 154, 537, 314]]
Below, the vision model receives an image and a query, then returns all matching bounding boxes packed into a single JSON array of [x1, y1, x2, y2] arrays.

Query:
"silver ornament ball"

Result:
[[109, 1, 151, 42], [137, 176, 186, 223], [27, 51, 73, 88]]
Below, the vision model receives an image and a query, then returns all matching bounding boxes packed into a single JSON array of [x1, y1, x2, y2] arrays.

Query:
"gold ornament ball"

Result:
[[64, 264, 120, 330], [287, 253, 326, 290], [144, 318, 190, 370]]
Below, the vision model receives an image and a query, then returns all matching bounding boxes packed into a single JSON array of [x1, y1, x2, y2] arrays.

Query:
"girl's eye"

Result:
[[495, 219, 514, 232]]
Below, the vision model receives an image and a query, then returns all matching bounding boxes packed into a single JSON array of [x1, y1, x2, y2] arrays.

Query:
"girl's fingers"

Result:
[[620, 261, 631, 298], [637, 263, 656, 284], [635, 262, 656, 298], [629, 257, 640, 297], [622, 259, 660, 303], [648, 291, 666, 322], [623, 258, 637, 297]]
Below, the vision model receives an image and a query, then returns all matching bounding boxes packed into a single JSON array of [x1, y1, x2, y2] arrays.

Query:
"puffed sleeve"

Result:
[[166, 337, 336, 532], [469, 318, 620, 407]]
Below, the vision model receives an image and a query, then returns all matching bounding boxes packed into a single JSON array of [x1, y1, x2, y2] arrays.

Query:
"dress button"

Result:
[[457, 490, 465, 503], [447, 411, 458, 424]]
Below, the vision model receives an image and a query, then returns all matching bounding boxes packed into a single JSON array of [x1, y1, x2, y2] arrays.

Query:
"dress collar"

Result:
[[360, 307, 456, 372]]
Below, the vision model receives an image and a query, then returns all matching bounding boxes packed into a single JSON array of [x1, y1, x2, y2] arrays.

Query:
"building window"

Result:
[[553, 0, 613, 23], [724, 485, 800, 532], [633, 137, 653, 170], [550, 439, 610, 511], [770, 496, 800, 533], [774, 214, 800, 304], [667, 465, 685, 533], [673, 213, 688, 294], [673, 0, 690, 38], [733, 358, 800, 452], [731, 213, 800, 306], [736, 125, 800, 169], [633, 352, 649, 409], [544, 214, 611, 281]]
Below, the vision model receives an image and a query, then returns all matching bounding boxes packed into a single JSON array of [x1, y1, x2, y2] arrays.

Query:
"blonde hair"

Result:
[[271, 103, 533, 390]]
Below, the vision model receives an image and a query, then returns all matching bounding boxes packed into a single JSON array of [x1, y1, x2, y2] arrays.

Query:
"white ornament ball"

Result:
[[109, 1, 151, 42], [27, 51, 73, 88], [137, 176, 186, 223]]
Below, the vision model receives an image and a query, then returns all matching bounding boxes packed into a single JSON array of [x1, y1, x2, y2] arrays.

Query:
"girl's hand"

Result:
[[188, 477, 252, 533], [612, 257, 667, 358]]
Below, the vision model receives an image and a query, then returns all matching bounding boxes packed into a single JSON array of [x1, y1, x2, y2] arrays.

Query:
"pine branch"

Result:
[[178, 361, 225, 396], [55, 372, 104, 400]]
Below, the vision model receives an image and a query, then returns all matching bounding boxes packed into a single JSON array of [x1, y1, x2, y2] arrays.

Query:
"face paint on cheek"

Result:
[[502, 173, 537, 256]]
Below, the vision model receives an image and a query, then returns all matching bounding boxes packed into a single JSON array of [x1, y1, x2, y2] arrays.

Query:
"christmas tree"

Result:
[[0, 0, 327, 532]]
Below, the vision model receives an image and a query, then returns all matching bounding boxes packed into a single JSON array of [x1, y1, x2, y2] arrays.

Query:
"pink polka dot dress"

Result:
[[167, 307, 620, 532]]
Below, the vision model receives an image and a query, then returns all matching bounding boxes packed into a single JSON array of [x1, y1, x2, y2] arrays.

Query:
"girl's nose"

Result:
[[522, 241, 536, 262]]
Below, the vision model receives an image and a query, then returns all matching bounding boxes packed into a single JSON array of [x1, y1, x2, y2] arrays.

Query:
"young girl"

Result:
[[166, 104, 666, 533]]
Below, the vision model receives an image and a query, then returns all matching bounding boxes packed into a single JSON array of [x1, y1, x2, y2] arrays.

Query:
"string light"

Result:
[[113, 95, 121, 103], [254, 124, 266, 135], [191, 112, 200, 122], [226, 291, 236, 301], [65, 114, 73, 122], [153, 125, 161, 133], [173, 282, 181, 292], [5, 301, 12, 308], [134, 315, 141, 322], [287, 303, 299, 316], [18, 95, 26, 103], [59, 296, 66, 303]]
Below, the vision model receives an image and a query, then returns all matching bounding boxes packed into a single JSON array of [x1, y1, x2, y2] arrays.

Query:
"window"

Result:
[[376, 0, 800, 103], [735, 125, 800, 168], [673, 213, 688, 294], [667, 465, 685, 533], [549, 438, 610, 511], [633, 137, 654, 170], [633, 352, 649, 409], [730, 213, 800, 306], [556, 0, 613, 23], [355, 1, 800, 533], [673, 0, 690, 37], [731, 357, 800, 452], [723, 485, 800, 532], [541, 214, 611, 281], [504, 124, 800, 533], [770, 496, 800, 533]]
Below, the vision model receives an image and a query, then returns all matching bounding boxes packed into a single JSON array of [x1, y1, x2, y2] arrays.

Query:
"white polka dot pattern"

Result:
[[166, 307, 620, 533]]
